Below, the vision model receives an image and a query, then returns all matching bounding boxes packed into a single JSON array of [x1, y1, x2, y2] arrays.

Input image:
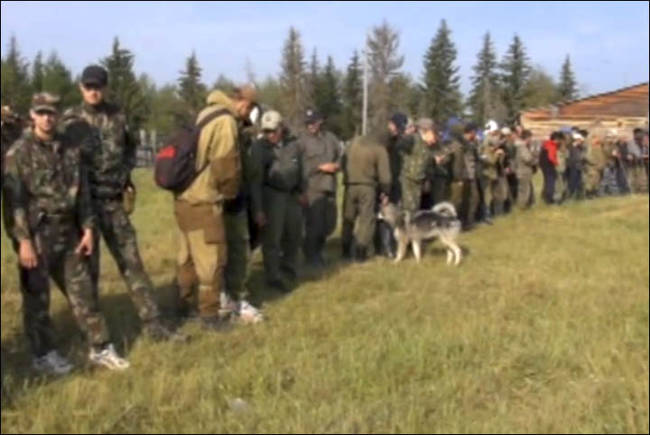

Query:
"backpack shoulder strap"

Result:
[[196, 108, 231, 132], [193, 108, 233, 176]]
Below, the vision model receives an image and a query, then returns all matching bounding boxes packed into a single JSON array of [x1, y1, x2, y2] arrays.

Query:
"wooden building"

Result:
[[520, 82, 649, 138]]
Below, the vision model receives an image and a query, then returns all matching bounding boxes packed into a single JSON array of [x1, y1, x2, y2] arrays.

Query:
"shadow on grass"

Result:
[[1, 288, 152, 409]]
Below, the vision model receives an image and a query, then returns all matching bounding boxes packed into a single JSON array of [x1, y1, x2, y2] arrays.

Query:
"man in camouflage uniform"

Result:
[[4, 93, 130, 373], [479, 124, 508, 219], [375, 112, 411, 258], [399, 119, 440, 214], [298, 110, 341, 268], [449, 122, 481, 230], [515, 130, 537, 209], [342, 133, 391, 262], [250, 110, 306, 289], [63, 65, 182, 341]]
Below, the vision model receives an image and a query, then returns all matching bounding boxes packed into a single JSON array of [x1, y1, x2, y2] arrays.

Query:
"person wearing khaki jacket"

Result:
[[174, 87, 255, 329]]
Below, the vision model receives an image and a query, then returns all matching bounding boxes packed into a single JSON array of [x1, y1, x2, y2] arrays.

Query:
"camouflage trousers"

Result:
[[303, 191, 337, 264], [451, 180, 480, 228], [224, 209, 251, 301], [483, 177, 508, 215], [90, 199, 159, 322], [22, 219, 110, 356], [400, 178, 422, 213], [342, 184, 377, 255]]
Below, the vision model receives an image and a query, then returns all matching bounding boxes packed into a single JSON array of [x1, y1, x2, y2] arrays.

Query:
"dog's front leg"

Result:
[[394, 237, 408, 263], [412, 240, 422, 263]]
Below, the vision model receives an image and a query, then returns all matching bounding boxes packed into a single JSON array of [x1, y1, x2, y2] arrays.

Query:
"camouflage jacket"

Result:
[[449, 137, 479, 181], [62, 102, 136, 200], [479, 136, 506, 180], [3, 129, 94, 241], [400, 135, 435, 182]]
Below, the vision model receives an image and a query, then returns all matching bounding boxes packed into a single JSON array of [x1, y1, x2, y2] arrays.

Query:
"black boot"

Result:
[[354, 246, 368, 263]]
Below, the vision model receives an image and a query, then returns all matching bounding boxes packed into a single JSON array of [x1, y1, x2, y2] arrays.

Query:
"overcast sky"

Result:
[[2, 1, 648, 97]]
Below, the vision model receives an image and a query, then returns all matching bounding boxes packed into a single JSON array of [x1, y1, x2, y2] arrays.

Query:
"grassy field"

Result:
[[1, 169, 648, 434]]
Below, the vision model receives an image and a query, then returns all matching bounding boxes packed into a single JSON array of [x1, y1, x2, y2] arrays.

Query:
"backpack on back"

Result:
[[154, 109, 230, 193]]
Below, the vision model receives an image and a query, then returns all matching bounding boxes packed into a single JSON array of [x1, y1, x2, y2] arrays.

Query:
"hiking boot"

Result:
[[144, 320, 189, 343], [32, 350, 74, 376], [89, 344, 130, 371]]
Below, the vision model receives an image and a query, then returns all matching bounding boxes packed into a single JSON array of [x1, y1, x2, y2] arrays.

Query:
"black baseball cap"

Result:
[[305, 109, 324, 125], [81, 65, 108, 87]]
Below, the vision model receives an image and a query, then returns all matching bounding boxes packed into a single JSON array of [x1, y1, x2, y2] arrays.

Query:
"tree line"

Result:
[[1, 19, 579, 142]]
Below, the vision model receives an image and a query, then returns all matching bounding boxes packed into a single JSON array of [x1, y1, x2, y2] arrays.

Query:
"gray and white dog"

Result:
[[378, 202, 463, 265]]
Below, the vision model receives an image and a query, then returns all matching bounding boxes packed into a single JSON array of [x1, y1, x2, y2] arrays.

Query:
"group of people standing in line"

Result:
[[1, 63, 648, 377]]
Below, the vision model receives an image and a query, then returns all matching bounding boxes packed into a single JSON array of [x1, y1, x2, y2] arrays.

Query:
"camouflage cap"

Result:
[[416, 118, 435, 131], [261, 110, 283, 131], [31, 92, 61, 113]]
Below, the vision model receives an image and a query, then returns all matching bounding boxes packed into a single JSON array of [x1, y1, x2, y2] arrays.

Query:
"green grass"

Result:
[[1, 169, 648, 433]]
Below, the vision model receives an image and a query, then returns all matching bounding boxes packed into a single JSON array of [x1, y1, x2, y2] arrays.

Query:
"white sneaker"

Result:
[[238, 300, 264, 324], [32, 350, 74, 375], [89, 344, 130, 371], [220, 292, 239, 317]]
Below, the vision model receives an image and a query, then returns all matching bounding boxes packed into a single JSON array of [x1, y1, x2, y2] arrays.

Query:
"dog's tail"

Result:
[[432, 201, 457, 218]]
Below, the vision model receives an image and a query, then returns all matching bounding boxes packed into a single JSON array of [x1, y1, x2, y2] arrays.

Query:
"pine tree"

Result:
[[499, 34, 531, 124], [558, 55, 578, 101], [318, 56, 342, 135], [178, 51, 207, 115], [341, 51, 363, 139], [1, 35, 32, 113], [101, 37, 148, 129], [421, 19, 462, 125], [31, 51, 44, 93], [468, 32, 502, 125], [308, 48, 321, 108], [279, 27, 309, 130], [41, 52, 79, 107], [367, 20, 404, 133]]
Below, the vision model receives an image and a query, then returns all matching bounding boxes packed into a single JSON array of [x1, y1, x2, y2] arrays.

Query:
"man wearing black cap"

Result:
[[375, 112, 412, 258], [63, 65, 184, 342], [297, 109, 341, 268]]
